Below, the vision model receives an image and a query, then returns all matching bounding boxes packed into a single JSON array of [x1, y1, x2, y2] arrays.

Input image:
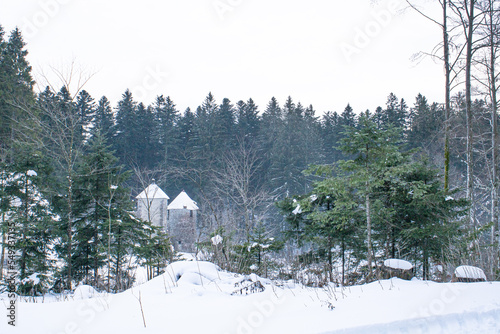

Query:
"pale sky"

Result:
[[0, 0, 444, 115]]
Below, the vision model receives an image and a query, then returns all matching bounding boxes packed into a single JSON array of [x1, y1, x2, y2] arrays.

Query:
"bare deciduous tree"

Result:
[[212, 142, 270, 241]]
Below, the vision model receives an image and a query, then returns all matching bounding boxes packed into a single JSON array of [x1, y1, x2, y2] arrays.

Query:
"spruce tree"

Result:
[[177, 107, 195, 157], [75, 90, 96, 142], [216, 97, 236, 151], [10, 143, 55, 295], [339, 115, 402, 278], [113, 89, 138, 165], [259, 97, 282, 188], [236, 98, 260, 147], [73, 132, 121, 286], [153, 95, 180, 168], [0, 27, 34, 156], [135, 102, 156, 168], [93, 96, 114, 140]]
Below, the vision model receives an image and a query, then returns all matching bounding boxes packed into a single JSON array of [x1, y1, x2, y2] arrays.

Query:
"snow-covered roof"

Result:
[[455, 265, 487, 280], [136, 183, 170, 200], [167, 191, 199, 210]]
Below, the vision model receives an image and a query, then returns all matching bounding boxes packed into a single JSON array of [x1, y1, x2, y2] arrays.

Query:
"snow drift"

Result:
[[1, 261, 499, 334]]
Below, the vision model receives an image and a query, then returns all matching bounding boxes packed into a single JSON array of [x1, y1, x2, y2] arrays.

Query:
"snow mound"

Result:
[[73, 285, 99, 299], [454, 265, 487, 280], [3, 262, 500, 334], [383, 258, 413, 270], [164, 261, 223, 286]]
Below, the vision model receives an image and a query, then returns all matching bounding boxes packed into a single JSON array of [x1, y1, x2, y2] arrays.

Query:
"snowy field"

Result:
[[1, 261, 500, 334]]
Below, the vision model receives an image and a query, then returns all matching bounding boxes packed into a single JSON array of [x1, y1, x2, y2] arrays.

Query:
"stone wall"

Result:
[[136, 198, 168, 228], [167, 209, 197, 253]]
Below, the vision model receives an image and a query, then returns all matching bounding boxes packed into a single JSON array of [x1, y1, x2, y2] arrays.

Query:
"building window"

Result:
[[167, 210, 170, 220], [190, 210, 193, 217]]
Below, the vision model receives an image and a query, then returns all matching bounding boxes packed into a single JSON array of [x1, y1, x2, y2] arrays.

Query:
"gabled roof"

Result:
[[136, 183, 170, 200], [167, 191, 199, 210]]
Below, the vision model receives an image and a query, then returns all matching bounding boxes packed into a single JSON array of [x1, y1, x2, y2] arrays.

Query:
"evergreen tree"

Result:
[[236, 98, 260, 147], [321, 104, 357, 164], [268, 97, 302, 197], [383, 159, 466, 279], [108, 204, 149, 292], [0, 27, 34, 155], [135, 226, 172, 280], [177, 107, 195, 158], [339, 115, 403, 278], [192, 92, 219, 166], [135, 102, 156, 168], [407, 94, 444, 155], [216, 97, 236, 150], [380, 93, 408, 129], [153, 95, 180, 168], [73, 131, 150, 291], [10, 144, 55, 295], [268, 97, 320, 198], [259, 97, 282, 187], [279, 169, 361, 284], [37, 86, 83, 290], [321, 111, 341, 164], [340, 104, 356, 127], [72, 132, 121, 287], [75, 90, 95, 142], [93, 96, 114, 140], [113, 89, 138, 165]]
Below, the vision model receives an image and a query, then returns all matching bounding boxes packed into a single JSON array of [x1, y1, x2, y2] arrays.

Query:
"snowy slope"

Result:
[[1, 261, 500, 334]]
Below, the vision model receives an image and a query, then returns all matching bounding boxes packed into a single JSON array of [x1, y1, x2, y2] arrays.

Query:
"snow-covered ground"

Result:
[[1, 261, 500, 334]]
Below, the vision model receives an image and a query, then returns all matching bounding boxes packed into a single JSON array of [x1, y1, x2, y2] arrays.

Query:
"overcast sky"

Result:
[[0, 0, 443, 115]]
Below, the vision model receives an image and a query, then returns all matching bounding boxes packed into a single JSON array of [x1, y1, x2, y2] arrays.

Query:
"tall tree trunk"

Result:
[[465, 0, 475, 232], [66, 173, 73, 290], [327, 236, 333, 282], [487, 0, 499, 277], [444, 0, 451, 192], [0, 212, 6, 280], [366, 191, 373, 280], [341, 237, 345, 286]]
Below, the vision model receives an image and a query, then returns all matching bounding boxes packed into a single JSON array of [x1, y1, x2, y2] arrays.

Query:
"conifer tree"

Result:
[[177, 107, 195, 158], [93, 96, 114, 140], [236, 98, 260, 147], [135, 102, 156, 168], [114, 89, 138, 165], [259, 97, 282, 187], [0, 27, 34, 156], [10, 144, 55, 295], [75, 90, 95, 142], [339, 115, 402, 278], [216, 97, 236, 151], [72, 132, 122, 286], [153, 95, 180, 168], [192, 92, 219, 161], [35, 86, 83, 290]]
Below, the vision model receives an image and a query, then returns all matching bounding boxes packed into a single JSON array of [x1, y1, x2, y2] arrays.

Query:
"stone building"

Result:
[[135, 181, 169, 228], [167, 191, 199, 253], [135, 183, 198, 253]]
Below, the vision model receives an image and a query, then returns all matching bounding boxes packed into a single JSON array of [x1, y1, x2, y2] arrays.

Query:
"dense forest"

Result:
[[1, 0, 500, 295]]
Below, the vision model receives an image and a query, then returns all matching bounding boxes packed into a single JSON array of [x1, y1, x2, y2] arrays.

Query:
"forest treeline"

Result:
[[1, 0, 500, 295]]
